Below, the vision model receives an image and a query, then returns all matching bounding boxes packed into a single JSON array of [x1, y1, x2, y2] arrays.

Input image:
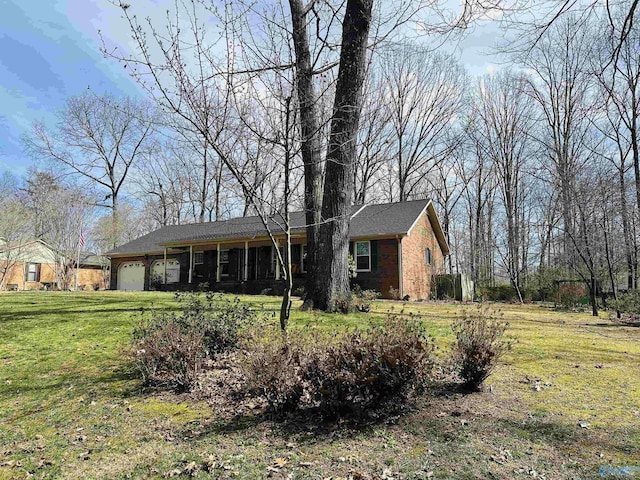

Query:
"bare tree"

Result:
[[24, 93, 155, 248], [0, 191, 33, 290], [592, 11, 640, 289], [522, 15, 595, 268], [380, 46, 466, 202], [471, 71, 536, 300]]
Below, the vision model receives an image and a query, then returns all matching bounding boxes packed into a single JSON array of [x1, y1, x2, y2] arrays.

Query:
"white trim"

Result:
[[163, 248, 168, 284], [350, 204, 367, 219], [354, 240, 372, 272], [274, 240, 280, 280], [406, 200, 431, 237], [216, 244, 221, 282]]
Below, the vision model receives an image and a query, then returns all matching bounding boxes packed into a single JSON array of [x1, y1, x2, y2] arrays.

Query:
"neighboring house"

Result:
[[106, 199, 450, 300], [0, 239, 109, 291]]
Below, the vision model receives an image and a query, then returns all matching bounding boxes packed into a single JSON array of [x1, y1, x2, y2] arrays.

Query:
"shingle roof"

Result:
[[349, 199, 430, 237], [106, 199, 432, 256]]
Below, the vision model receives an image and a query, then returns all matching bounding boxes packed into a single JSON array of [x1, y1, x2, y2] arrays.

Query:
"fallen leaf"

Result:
[[164, 468, 182, 478]]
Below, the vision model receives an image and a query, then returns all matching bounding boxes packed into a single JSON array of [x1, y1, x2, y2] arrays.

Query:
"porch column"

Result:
[[216, 243, 221, 282], [275, 240, 280, 280], [163, 247, 167, 284], [188, 245, 193, 284], [244, 241, 249, 281]]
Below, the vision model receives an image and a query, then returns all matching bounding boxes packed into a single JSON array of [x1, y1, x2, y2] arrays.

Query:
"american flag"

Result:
[[79, 230, 86, 249]]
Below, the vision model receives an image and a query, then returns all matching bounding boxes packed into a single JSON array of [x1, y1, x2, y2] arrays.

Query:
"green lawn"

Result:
[[0, 291, 638, 479]]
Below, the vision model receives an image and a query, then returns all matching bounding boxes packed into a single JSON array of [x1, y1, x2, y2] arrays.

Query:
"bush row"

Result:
[[129, 293, 511, 414], [242, 316, 433, 415]]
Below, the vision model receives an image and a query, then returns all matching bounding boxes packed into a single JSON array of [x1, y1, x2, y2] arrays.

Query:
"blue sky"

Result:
[[0, 1, 499, 179], [0, 0, 140, 177]]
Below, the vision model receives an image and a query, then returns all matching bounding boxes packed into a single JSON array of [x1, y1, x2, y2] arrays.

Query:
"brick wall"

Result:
[[77, 268, 109, 290], [401, 212, 446, 300], [1, 261, 107, 290], [352, 238, 400, 299]]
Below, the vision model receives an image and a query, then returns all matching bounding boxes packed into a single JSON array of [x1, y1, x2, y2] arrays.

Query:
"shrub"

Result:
[[171, 291, 254, 355], [241, 329, 307, 414], [242, 316, 434, 416], [130, 292, 256, 391], [132, 318, 205, 391], [331, 287, 380, 313], [305, 315, 434, 416], [479, 285, 519, 302], [388, 286, 401, 300], [452, 305, 510, 391], [292, 286, 305, 298], [557, 282, 588, 309], [609, 291, 640, 321], [149, 274, 163, 291]]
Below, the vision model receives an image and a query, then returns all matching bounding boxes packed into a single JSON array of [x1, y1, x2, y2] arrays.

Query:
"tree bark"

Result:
[[312, 0, 374, 311], [289, 0, 324, 307]]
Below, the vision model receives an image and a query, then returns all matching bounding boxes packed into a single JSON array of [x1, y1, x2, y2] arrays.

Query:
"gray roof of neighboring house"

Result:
[[106, 199, 434, 256], [79, 252, 109, 267]]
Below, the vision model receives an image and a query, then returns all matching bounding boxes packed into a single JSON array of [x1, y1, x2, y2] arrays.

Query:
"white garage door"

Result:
[[151, 259, 181, 284], [118, 262, 145, 291]]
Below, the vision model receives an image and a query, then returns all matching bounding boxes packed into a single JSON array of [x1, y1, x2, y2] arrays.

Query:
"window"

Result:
[[219, 250, 230, 277], [193, 251, 205, 279], [27, 263, 39, 282], [355, 241, 371, 272], [425, 248, 432, 265], [301, 244, 307, 273]]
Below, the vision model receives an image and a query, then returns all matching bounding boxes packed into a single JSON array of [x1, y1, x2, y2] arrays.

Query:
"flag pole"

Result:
[[75, 220, 83, 291], [75, 243, 81, 291]]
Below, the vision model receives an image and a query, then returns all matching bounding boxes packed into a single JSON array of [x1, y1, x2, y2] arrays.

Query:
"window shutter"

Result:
[[349, 241, 354, 256], [36, 264, 41, 282], [371, 241, 378, 271]]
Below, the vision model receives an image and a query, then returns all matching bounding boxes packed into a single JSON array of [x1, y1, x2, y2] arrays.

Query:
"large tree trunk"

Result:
[[311, 0, 374, 311], [289, 0, 324, 306]]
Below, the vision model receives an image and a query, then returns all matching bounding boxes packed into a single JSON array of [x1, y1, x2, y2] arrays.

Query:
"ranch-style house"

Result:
[[106, 199, 449, 300]]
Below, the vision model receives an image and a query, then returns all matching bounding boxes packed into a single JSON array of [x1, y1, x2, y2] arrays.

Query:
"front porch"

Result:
[[155, 239, 306, 292]]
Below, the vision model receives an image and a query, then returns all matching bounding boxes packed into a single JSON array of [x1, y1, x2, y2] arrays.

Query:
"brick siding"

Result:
[[352, 238, 400, 299], [401, 212, 446, 300]]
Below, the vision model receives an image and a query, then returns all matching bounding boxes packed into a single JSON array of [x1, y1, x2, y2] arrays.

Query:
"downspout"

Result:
[[397, 235, 403, 298], [188, 245, 193, 284]]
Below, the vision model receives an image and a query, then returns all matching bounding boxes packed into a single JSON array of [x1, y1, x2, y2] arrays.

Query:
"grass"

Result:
[[0, 291, 638, 479]]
